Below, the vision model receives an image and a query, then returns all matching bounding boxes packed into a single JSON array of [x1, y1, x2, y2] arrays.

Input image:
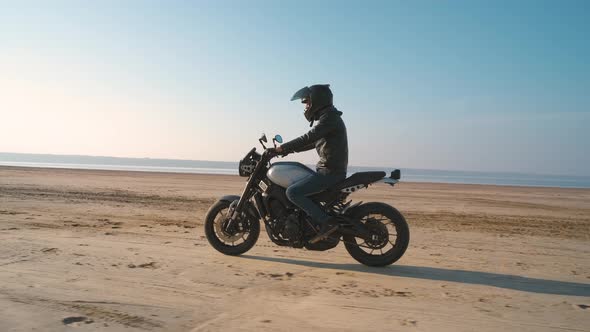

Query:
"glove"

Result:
[[266, 148, 279, 157], [276, 147, 290, 157], [266, 147, 289, 157]]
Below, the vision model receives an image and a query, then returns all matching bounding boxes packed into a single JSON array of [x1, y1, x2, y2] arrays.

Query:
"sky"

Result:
[[1, 0, 589, 176]]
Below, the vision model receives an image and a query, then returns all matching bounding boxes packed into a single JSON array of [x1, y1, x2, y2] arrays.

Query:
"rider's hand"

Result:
[[267, 146, 288, 157], [276, 146, 290, 157], [266, 147, 278, 156]]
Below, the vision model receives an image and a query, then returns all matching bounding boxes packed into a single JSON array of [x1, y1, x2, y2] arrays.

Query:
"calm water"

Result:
[[1, 153, 589, 189]]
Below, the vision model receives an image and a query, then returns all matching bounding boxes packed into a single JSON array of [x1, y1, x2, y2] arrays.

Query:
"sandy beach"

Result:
[[1, 166, 589, 331]]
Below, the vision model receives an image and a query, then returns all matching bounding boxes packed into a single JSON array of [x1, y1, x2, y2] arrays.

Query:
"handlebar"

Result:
[[264, 148, 288, 159], [264, 148, 278, 158]]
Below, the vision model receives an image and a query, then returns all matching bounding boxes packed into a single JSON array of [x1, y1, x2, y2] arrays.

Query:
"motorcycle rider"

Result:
[[274, 84, 348, 242]]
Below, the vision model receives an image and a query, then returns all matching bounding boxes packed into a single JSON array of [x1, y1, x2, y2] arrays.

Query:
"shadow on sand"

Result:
[[241, 255, 590, 297]]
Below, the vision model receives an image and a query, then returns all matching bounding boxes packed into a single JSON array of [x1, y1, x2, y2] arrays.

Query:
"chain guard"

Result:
[[304, 236, 339, 251]]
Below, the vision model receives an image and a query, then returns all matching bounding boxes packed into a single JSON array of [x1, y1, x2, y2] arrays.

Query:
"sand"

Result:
[[1, 166, 589, 331]]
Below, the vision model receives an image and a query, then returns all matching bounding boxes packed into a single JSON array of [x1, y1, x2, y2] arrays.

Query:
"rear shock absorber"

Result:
[[331, 194, 352, 215]]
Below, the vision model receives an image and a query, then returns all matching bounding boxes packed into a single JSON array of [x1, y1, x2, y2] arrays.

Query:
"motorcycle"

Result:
[[204, 133, 409, 266]]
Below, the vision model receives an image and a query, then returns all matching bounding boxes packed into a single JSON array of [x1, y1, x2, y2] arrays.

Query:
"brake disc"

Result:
[[214, 215, 245, 243]]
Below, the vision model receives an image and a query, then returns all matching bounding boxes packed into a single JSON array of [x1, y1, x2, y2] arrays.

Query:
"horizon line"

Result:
[[1, 151, 588, 179]]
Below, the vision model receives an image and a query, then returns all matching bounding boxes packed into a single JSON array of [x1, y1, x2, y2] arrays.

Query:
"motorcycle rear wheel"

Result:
[[204, 199, 260, 256], [343, 202, 409, 266]]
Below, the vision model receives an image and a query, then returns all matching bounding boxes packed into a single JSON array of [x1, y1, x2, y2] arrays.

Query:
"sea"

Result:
[[1, 152, 589, 189]]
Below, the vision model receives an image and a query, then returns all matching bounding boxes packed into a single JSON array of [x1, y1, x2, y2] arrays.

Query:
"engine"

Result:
[[267, 200, 304, 248]]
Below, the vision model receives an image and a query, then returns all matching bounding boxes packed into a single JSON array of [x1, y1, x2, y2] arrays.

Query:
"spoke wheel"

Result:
[[204, 199, 260, 256], [343, 202, 409, 266]]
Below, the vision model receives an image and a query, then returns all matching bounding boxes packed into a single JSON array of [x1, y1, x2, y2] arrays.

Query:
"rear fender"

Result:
[[376, 178, 398, 186], [341, 202, 374, 239], [376, 170, 401, 186], [342, 201, 363, 215]]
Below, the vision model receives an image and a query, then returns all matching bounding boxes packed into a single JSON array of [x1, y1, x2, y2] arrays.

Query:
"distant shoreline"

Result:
[[2, 152, 589, 189], [2, 165, 589, 191]]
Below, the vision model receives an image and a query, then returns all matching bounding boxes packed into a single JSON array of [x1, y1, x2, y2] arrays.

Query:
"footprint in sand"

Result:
[[400, 319, 417, 326], [62, 316, 93, 326], [128, 262, 158, 269], [384, 289, 412, 297], [256, 272, 292, 279]]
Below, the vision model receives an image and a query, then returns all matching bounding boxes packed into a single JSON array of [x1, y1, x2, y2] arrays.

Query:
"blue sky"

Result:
[[1, 1, 588, 175]]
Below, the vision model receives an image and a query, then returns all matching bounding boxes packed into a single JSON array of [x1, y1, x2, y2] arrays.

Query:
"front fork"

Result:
[[225, 183, 264, 234], [226, 155, 269, 230], [225, 192, 251, 234]]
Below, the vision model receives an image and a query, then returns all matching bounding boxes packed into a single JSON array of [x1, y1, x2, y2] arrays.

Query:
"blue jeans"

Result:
[[285, 172, 345, 224]]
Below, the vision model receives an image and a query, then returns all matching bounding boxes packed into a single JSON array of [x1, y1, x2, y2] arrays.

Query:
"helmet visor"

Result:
[[290, 86, 311, 101]]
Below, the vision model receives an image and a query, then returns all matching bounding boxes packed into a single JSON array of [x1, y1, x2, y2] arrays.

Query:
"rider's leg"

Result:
[[285, 172, 344, 225]]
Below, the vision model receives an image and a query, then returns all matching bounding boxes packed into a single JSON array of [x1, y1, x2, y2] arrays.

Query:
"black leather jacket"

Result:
[[281, 106, 348, 176]]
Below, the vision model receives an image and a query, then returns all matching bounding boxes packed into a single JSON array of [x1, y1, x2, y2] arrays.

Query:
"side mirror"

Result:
[[260, 133, 268, 143], [274, 135, 283, 144]]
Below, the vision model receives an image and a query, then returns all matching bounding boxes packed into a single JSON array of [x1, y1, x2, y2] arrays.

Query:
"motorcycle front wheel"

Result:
[[204, 199, 260, 256], [343, 202, 410, 267]]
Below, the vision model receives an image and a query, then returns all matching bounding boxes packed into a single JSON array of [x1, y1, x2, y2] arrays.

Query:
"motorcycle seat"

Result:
[[334, 171, 386, 190]]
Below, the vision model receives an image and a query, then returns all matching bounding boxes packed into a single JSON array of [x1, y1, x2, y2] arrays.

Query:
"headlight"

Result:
[[239, 159, 256, 177]]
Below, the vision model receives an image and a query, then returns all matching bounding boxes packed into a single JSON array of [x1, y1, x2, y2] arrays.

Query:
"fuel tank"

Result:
[[267, 162, 315, 188]]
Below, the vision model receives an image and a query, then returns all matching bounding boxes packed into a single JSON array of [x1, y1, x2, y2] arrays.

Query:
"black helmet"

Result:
[[291, 84, 333, 123]]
